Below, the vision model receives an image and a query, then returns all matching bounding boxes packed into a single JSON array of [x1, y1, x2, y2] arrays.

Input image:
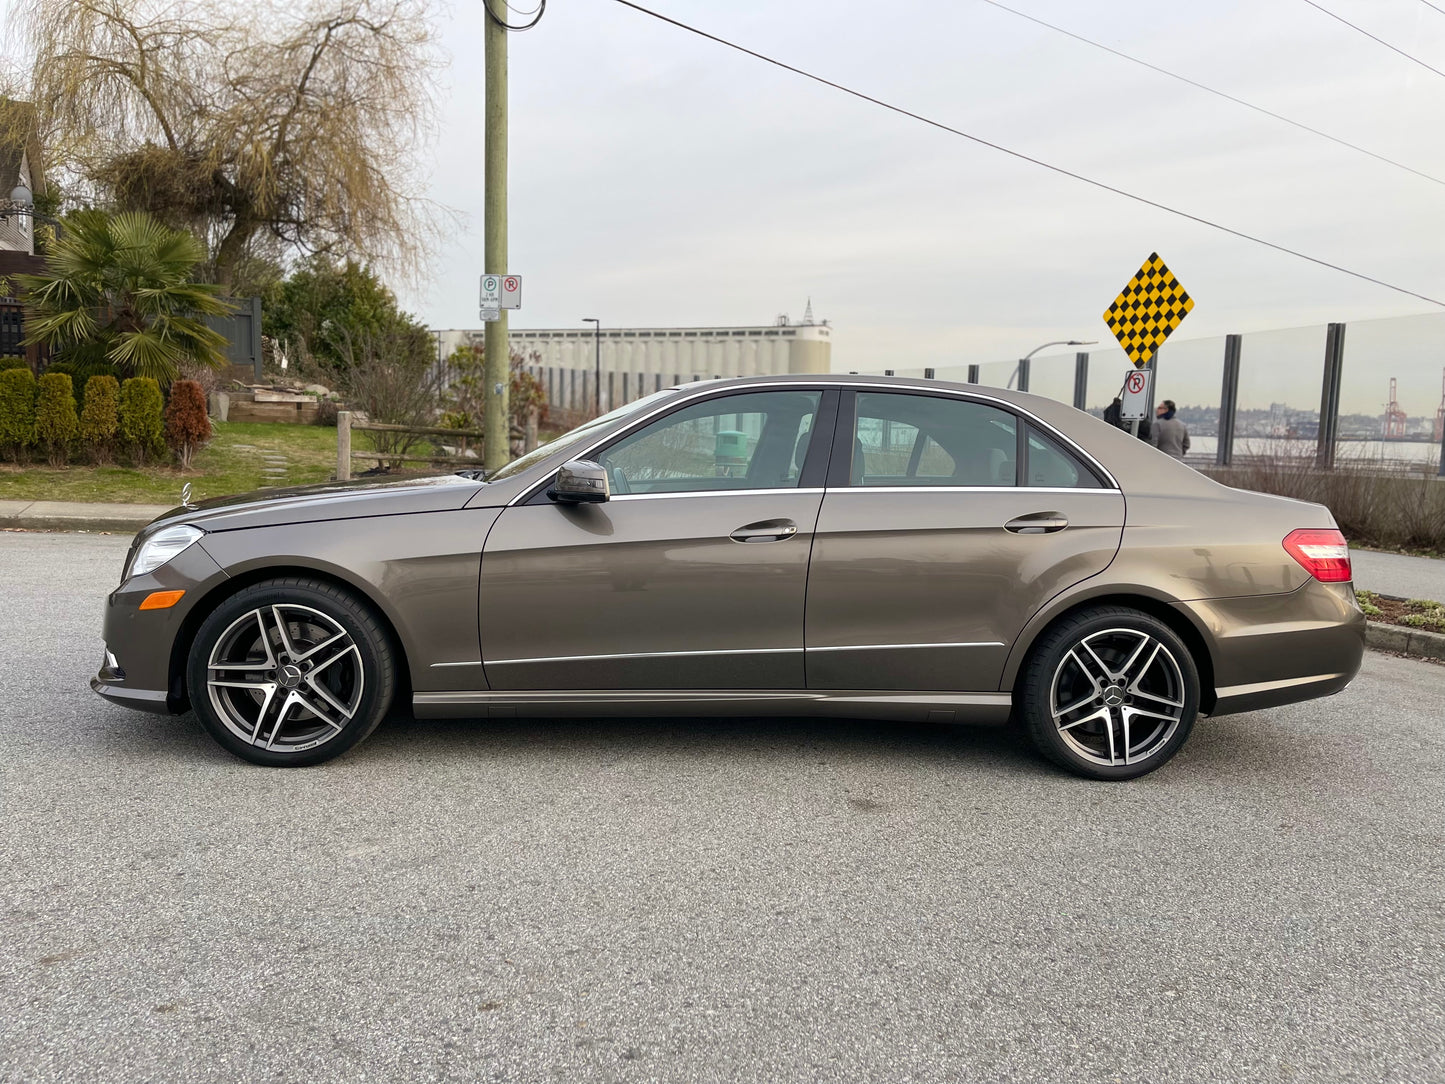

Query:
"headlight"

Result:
[[129, 525, 204, 579]]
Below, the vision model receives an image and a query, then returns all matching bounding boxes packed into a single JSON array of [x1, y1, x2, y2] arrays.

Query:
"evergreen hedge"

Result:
[[35, 372, 79, 467], [0, 366, 38, 463], [79, 375, 121, 464], [118, 377, 165, 465]]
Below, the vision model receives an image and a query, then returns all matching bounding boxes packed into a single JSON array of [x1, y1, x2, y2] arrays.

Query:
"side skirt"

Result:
[[412, 689, 1013, 724]]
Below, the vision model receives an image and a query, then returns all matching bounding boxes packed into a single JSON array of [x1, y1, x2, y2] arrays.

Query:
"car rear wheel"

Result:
[[1018, 606, 1200, 780], [186, 578, 396, 767]]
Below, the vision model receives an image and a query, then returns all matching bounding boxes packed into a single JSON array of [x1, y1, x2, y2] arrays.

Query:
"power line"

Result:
[[977, 0, 1445, 188], [1300, 0, 1445, 80], [609, 0, 1445, 308], [1420, 0, 1445, 16], [485, 0, 546, 31]]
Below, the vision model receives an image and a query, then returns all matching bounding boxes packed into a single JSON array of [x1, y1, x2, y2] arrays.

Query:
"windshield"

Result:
[[486, 388, 683, 481]]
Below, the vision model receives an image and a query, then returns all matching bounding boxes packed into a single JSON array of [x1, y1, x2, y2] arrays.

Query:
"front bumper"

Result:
[[1175, 579, 1366, 717], [93, 541, 230, 715]]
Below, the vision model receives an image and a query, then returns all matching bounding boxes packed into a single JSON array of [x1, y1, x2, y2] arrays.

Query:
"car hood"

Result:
[[144, 474, 487, 535]]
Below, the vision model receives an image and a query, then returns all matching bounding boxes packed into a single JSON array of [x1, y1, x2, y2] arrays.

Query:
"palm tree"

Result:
[[17, 211, 234, 383]]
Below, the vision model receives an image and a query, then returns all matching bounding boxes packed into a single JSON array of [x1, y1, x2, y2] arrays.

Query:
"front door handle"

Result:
[[731, 519, 798, 543], [1004, 512, 1069, 534]]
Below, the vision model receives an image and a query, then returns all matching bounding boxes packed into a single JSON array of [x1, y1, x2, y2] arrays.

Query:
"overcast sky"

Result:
[[4, 0, 1444, 414], [413, 0, 1445, 415]]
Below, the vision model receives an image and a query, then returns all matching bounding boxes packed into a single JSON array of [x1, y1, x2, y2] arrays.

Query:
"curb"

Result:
[[0, 515, 152, 533], [1365, 621, 1445, 661], [0, 502, 169, 535]]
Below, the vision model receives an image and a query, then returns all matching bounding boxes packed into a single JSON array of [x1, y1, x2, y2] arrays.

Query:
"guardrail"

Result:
[[336, 411, 485, 480]]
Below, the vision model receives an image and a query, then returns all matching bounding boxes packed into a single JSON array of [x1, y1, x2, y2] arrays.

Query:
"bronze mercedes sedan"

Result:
[[93, 374, 1365, 779]]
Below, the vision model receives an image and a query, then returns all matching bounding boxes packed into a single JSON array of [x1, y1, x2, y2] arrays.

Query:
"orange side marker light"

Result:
[[139, 590, 186, 611]]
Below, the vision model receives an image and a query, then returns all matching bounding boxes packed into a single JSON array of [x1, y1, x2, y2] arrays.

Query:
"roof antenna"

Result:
[[803, 297, 814, 325]]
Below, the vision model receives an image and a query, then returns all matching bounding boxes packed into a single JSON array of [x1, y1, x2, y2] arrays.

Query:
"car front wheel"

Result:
[[186, 577, 396, 767], [1018, 606, 1200, 780]]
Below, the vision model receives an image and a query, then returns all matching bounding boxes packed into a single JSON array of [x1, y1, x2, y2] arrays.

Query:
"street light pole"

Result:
[[482, 0, 510, 472], [1012, 339, 1096, 392], [582, 318, 600, 415]]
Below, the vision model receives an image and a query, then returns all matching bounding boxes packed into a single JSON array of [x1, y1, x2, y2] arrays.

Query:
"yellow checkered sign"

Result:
[[1102, 253, 1194, 368]]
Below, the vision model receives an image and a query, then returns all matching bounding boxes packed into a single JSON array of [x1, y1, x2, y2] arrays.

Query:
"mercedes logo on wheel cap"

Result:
[[278, 663, 303, 689], [1103, 685, 1125, 707]]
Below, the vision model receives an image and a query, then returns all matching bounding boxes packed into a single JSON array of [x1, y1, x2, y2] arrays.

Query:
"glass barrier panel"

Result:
[[1233, 324, 1327, 462], [975, 360, 1016, 389], [1337, 312, 1445, 472], [1026, 352, 1076, 406]]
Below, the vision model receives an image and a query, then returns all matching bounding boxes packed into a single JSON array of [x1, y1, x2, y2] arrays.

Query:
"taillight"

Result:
[[1282, 528, 1352, 583]]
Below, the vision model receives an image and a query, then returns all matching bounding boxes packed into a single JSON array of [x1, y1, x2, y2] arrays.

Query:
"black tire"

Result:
[[1017, 606, 1200, 781], [186, 577, 397, 767]]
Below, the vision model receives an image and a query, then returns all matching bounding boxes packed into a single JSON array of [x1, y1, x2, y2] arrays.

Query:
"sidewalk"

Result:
[[0, 499, 172, 533], [1351, 549, 1445, 602]]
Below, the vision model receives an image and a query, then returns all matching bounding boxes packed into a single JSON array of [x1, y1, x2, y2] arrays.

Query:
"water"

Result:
[[1187, 436, 1440, 466]]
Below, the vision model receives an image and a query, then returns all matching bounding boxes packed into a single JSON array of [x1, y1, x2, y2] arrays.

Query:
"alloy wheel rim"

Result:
[[1049, 627, 1186, 767], [206, 604, 364, 754]]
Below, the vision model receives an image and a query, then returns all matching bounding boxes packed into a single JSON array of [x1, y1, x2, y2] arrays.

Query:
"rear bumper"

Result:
[[1175, 580, 1366, 718]]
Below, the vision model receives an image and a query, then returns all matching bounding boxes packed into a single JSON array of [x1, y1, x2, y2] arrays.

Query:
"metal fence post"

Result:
[[923, 367, 935, 379], [1217, 335, 1241, 467], [336, 410, 352, 481], [1316, 323, 1346, 470], [967, 364, 980, 384], [1017, 357, 1031, 392], [1073, 352, 1089, 411]]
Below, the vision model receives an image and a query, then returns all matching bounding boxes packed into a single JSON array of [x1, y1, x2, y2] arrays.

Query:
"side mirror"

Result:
[[547, 459, 610, 504]]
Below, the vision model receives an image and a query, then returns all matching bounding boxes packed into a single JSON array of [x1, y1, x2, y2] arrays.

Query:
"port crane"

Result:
[[1384, 377, 1409, 438]]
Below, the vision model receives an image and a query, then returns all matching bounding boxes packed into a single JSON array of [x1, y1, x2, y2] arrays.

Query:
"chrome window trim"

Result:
[[508, 380, 1120, 506], [608, 488, 825, 502], [809, 641, 1006, 651], [829, 486, 1116, 496]]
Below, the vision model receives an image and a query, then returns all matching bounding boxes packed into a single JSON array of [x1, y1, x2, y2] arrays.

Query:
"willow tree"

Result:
[[8, 0, 444, 289]]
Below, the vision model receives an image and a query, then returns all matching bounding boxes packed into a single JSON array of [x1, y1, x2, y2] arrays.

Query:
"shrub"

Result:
[[46, 359, 122, 411], [118, 377, 165, 465], [163, 379, 212, 469], [34, 372, 79, 466], [79, 375, 121, 463], [0, 366, 38, 463], [0, 357, 31, 372]]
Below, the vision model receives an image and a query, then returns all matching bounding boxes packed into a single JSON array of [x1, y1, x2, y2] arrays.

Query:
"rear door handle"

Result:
[[1004, 512, 1069, 534], [731, 519, 798, 543]]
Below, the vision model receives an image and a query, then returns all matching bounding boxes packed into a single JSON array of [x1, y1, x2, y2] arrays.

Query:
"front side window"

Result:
[[596, 390, 823, 495], [852, 393, 1018, 486], [487, 389, 681, 482]]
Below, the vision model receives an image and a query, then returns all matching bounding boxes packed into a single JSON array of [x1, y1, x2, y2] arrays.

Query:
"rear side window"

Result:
[[1025, 425, 1103, 489], [852, 393, 1017, 486]]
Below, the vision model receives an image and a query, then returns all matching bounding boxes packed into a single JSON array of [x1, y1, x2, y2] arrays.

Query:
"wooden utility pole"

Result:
[[483, 0, 510, 471]]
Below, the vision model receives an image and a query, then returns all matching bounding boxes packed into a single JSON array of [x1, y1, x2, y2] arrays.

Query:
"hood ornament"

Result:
[[181, 482, 195, 510]]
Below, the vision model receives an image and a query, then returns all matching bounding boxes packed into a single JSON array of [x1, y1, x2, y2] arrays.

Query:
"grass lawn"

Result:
[[0, 421, 347, 505]]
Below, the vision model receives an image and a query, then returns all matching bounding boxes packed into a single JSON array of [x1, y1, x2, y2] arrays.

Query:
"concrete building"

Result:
[[435, 306, 831, 415]]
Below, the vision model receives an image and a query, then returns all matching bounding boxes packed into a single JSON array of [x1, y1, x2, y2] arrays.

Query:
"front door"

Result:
[[481, 388, 836, 690], [805, 389, 1125, 691]]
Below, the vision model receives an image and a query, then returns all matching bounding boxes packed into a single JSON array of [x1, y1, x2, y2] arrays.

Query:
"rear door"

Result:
[[480, 387, 837, 690], [804, 389, 1125, 691]]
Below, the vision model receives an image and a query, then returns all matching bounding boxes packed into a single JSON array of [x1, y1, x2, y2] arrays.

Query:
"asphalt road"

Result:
[[2, 531, 1442, 1084], [1351, 548, 1445, 603]]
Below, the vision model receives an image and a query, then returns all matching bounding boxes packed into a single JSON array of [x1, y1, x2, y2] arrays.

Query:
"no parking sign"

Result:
[[1120, 368, 1152, 421]]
